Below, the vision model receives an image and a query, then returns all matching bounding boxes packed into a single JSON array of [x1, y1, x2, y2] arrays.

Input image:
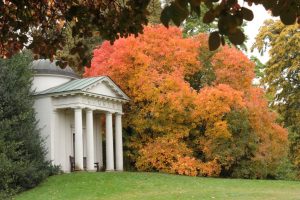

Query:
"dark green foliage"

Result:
[[57, 22, 102, 76], [209, 31, 221, 51], [289, 126, 300, 176], [186, 109, 260, 178], [184, 44, 216, 91], [274, 157, 298, 180], [0, 52, 54, 198], [219, 110, 257, 178]]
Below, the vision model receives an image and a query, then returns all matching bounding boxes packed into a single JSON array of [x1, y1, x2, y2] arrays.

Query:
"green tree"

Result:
[[0, 52, 53, 198], [56, 22, 102, 75], [252, 19, 300, 174], [183, 6, 215, 37], [250, 56, 265, 80], [56, 0, 162, 73], [148, 0, 164, 24], [184, 35, 216, 92]]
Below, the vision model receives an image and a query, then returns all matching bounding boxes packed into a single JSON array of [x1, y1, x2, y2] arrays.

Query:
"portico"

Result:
[[34, 75, 130, 172], [71, 107, 123, 171]]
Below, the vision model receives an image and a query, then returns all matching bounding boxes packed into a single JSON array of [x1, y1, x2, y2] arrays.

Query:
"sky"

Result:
[[242, 3, 278, 63]]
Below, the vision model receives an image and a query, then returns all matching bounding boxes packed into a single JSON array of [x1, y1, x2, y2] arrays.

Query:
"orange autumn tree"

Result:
[[85, 25, 288, 178]]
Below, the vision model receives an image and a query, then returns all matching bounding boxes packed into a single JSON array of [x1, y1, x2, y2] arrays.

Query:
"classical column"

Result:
[[74, 107, 84, 170], [105, 112, 114, 171], [98, 115, 104, 168], [50, 109, 58, 163], [115, 113, 123, 171], [86, 108, 95, 171]]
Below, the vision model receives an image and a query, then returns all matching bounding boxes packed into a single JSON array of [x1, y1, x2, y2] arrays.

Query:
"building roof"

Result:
[[35, 76, 130, 101], [31, 59, 79, 79]]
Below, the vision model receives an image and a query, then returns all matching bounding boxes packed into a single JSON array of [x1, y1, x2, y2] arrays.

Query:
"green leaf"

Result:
[[203, 10, 215, 24], [280, 11, 297, 25], [221, 35, 225, 46], [241, 7, 254, 21], [228, 28, 245, 45], [169, 2, 189, 26], [209, 31, 221, 51], [271, 4, 281, 17], [234, 13, 243, 26], [161, 6, 172, 27], [227, 0, 237, 6]]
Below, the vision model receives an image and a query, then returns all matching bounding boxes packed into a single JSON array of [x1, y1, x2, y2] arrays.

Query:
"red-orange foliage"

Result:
[[86, 26, 199, 85], [192, 85, 246, 170], [136, 136, 221, 177], [211, 46, 255, 92], [86, 25, 199, 135], [135, 136, 195, 175], [85, 25, 288, 178], [246, 88, 288, 174], [194, 84, 245, 136]]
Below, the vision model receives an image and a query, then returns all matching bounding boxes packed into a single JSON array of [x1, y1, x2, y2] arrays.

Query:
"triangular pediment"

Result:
[[83, 76, 130, 100], [35, 76, 129, 101]]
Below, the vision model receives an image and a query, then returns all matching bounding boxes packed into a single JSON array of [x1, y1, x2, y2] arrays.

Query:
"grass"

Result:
[[15, 172, 300, 200]]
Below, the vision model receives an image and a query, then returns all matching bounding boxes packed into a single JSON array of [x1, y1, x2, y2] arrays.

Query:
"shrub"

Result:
[[0, 52, 53, 198], [136, 136, 194, 174]]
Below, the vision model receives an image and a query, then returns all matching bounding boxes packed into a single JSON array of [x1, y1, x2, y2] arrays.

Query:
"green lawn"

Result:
[[15, 172, 300, 200]]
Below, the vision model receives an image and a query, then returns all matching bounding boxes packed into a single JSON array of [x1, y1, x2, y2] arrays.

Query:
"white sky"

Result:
[[242, 3, 278, 63]]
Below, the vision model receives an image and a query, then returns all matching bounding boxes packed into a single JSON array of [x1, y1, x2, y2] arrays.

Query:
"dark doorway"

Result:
[[73, 133, 75, 157]]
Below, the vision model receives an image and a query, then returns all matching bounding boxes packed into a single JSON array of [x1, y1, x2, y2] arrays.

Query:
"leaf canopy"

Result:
[[0, 0, 299, 68]]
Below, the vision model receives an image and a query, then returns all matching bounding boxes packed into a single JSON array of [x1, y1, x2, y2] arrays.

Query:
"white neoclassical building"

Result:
[[31, 59, 129, 172]]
